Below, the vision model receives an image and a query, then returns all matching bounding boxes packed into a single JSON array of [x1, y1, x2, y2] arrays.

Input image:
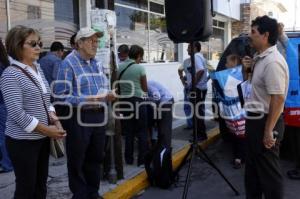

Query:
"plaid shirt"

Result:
[[54, 50, 109, 106]]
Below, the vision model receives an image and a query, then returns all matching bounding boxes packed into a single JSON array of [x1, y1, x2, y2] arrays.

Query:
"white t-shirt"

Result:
[[182, 52, 208, 90]]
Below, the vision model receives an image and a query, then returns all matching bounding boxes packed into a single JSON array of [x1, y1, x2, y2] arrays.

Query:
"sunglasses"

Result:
[[25, 41, 43, 48]]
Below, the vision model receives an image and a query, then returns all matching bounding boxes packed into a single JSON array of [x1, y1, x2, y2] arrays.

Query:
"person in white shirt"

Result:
[[186, 42, 208, 142]]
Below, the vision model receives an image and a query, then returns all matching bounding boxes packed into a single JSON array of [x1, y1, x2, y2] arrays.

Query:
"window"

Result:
[[115, 0, 148, 10], [55, 0, 79, 25], [149, 14, 176, 62], [27, 5, 41, 19], [150, 2, 164, 14], [201, 20, 225, 62], [0, 0, 79, 50], [115, 0, 177, 63], [115, 6, 148, 52]]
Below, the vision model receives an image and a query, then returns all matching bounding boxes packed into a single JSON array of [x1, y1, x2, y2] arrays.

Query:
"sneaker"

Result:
[[138, 164, 145, 169], [233, 159, 242, 169]]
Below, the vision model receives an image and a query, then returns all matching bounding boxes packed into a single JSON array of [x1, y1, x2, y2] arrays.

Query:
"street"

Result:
[[137, 139, 300, 199]]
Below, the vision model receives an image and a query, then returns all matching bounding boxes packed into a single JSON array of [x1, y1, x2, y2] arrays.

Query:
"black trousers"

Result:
[[6, 136, 50, 199], [230, 133, 246, 161], [245, 113, 284, 199], [195, 89, 207, 138], [285, 126, 300, 168], [66, 110, 106, 199], [120, 97, 148, 166]]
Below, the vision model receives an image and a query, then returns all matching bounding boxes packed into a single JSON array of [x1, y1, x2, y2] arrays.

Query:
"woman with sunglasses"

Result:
[[0, 26, 66, 199]]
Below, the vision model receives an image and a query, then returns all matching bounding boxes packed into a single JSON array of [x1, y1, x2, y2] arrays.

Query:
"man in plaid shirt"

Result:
[[54, 27, 115, 199]]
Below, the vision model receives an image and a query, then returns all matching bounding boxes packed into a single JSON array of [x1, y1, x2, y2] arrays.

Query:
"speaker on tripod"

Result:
[[165, 0, 213, 43], [165, 0, 239, 198]]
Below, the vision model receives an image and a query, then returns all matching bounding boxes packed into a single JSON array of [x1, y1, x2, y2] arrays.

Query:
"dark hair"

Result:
[[6, 25, 40, 61], [50, 41, 64, 52], [128, 45, 144, 60], [251, 15, 278, 46], [226, 54, 241, 65], [0, 39, 9, 67], [194, 42, 201, 52], [118, 44, 129, 54], [70, 33, 77, 46]]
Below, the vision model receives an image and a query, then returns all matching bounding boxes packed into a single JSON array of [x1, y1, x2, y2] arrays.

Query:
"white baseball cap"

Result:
[[75, 27, 103, 42]]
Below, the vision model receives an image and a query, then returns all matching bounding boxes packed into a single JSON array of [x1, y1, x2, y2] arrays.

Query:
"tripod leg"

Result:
[[196, 145, 240, 196], [182, 144, 197, 199]]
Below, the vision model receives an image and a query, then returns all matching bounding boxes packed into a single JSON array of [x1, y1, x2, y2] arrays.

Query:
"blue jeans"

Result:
[[184, 88, 193, 128], [0, 105, 13, 171]]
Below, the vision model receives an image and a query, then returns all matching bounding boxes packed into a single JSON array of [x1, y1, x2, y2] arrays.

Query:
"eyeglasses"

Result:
[[81, 37, 99, 44], [25, 41, 43, 48]]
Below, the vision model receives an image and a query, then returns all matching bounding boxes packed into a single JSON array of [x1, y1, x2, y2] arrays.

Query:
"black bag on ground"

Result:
[[145, 145, 174, 189]]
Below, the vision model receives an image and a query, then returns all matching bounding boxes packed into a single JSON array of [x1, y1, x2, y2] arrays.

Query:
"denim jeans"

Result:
[[0, 104, 13, 171]]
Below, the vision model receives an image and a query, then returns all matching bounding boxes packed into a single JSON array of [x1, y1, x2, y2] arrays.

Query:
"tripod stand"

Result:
[[180, 41, 240, 199]]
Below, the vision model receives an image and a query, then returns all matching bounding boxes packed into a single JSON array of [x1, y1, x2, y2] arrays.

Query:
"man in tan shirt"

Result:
[[242, 15, 289, 199]]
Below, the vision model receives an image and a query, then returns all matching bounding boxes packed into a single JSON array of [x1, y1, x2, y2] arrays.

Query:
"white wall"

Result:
[[142, 62, 184, 102], [213, 0, 241, 20]]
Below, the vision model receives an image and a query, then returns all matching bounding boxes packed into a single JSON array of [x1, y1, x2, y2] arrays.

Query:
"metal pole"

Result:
[[91, 0, 96, 9], [293, 0, 297, 31], [104, 0, 108, 9], [104, 0, 117, 183], [147, 0, 150, 62], [6, 0, 11, 31]]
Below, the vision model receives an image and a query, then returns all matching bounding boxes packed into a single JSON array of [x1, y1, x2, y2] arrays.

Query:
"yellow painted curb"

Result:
[[103, 127, 220, 199]]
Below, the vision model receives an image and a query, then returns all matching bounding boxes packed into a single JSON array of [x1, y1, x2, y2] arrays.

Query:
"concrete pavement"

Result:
[[138, 139, 300, 199], [0, 117, 218, 199]]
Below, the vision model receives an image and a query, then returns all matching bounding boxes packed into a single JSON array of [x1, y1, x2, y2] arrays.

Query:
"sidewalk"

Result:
[[0, 118, 219, 199]]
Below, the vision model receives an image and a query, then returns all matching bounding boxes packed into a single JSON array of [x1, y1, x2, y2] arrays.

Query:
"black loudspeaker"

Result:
[[165, 0, 213, 43]]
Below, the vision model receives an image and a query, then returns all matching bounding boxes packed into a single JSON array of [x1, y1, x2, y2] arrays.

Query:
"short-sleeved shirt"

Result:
[[118, 59, 146, 98], [245, 45, 289, 114], [182, 52, 208, 90]]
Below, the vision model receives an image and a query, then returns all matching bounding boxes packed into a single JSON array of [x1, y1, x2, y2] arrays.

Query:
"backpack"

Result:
[[145, 145, 174, 189]]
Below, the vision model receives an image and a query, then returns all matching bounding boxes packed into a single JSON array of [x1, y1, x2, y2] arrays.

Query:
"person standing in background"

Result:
[[118, 45, 148, 167], [0, 38, 13, 174], [277, 22, 288, 59], [39, 41, 64, 86], [178, 54, 193, 130], [117, 44, 129, 64]]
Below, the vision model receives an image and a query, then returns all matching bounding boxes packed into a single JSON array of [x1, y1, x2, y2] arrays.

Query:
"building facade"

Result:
[[1, 0, 242, 63], [232, 0, 287, 38], [0, 0, 80, 49]]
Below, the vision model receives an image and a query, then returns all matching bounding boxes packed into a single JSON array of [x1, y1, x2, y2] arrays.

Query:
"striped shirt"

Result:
[[0, 59, 54, 140], [54, 50, 109, 106]]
